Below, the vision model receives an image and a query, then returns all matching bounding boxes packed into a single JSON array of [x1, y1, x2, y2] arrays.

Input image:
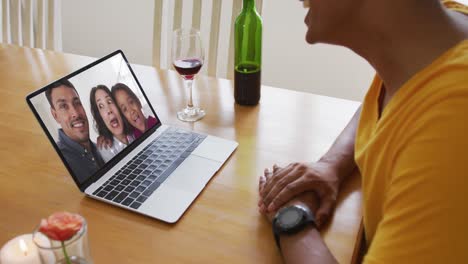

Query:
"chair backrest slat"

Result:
[[46, 0, 55, 49], [152, 0, 263, 79], [35, 0, 45, 49], [207, 0, 221, 76], [152, 0, 163, 68], [172, 0, 182, 33], [2, 0, 59, 50], [10, 0, 20, 45], [2, 0, 10, 42], [192, 0, 202, 30], [22, 0, 33, 47], [256, 0, 263, 15], [227, 0, 242, 79]]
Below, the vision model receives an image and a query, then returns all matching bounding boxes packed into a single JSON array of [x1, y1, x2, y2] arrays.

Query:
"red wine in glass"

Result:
[[172, 28, 205, 122], [173, 58, 203, 80]]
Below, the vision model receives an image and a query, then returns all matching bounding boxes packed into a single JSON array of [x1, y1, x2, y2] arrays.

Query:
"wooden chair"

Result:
[[1, 0, 61, 50], [152, 0, 263, 79]]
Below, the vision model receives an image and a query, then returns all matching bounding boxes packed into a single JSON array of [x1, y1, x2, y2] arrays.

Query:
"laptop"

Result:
[[26, 50, 238, 223]]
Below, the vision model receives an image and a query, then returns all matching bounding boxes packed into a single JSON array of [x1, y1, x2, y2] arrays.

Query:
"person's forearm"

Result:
[[318, 106, 361, 182], [280, 225, 338, 264]]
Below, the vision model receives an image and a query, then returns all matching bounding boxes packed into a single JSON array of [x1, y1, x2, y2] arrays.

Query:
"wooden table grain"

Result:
[[0, 44, 362, 263]]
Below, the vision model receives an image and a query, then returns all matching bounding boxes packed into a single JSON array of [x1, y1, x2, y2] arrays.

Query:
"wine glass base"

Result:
[[177, 107, 205, 122]]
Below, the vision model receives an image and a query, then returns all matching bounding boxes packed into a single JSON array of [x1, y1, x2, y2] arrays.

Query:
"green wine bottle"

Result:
[[234, 0, 262, 105]]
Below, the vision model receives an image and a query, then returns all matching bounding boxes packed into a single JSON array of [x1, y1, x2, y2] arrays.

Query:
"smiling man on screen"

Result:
[[46, 79, 104, 182]]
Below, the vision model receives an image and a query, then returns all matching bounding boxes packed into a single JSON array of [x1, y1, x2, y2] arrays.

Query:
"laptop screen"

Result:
[[27, 51, 160, 187]]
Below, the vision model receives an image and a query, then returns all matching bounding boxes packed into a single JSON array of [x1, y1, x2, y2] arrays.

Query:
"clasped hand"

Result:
[[258, 162, 341, 227]]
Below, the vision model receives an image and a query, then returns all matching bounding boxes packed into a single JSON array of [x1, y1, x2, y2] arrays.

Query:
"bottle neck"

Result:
[[242, 0, 256, 11]]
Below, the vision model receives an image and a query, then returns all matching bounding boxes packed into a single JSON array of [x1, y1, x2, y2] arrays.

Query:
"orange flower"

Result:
[[39, 212, 84, 241]]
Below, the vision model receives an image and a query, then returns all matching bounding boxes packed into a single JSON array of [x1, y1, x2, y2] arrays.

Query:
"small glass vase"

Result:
[[32, 219, 93, 264]]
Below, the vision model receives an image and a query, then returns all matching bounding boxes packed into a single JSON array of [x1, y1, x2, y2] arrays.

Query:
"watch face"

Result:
[[278, 207, 302, 229]]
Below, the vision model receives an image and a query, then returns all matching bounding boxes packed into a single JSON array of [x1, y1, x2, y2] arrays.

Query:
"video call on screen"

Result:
[[30, 53, 158, 184]]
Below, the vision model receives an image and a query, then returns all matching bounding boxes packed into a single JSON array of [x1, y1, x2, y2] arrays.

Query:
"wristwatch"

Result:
[[272, 204, 316, 250]]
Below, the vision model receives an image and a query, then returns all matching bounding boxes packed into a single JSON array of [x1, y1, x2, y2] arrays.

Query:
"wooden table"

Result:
[[0, 44, 362, 263]]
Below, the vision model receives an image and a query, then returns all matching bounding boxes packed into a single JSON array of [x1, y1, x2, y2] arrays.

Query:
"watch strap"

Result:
[[272, 217, 281, 249], [272, 204, 316, 251]]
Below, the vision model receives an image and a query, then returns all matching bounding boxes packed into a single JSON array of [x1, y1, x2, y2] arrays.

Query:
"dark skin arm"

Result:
[[260, 106, 361, 226], [259, 170, 337, 264], [280, 225, 337, 264]]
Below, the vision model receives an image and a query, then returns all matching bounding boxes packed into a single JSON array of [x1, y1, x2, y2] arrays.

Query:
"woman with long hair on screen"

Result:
[[111, 83, 158, 139], [90, 85, 135, 162]]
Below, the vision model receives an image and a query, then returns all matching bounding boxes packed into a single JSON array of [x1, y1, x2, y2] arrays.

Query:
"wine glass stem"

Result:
[[185, 79, 194, 108]]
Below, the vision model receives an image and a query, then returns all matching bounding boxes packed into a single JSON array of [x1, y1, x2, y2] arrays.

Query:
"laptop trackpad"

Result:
[[138, 155, 221, 223], [164, 155, 221, 192], [139, 187, 195, 223]]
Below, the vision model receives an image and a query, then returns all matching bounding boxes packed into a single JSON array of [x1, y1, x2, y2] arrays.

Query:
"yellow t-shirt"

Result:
[[355, 3, 468, 263]]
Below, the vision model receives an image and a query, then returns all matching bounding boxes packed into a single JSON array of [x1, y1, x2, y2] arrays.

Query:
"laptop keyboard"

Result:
[[92, 127, 206, 209]]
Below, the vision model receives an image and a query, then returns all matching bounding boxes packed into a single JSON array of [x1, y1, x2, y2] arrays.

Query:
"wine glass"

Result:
[[172, 28, 205, 122]]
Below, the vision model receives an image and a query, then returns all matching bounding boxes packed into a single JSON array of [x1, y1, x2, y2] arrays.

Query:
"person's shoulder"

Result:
[[56, 139, 70, 153], [418, 41, 468, 95], [443, 40, 468, 66], [148, 115, 158, 123], [147, 115, 158, 128], [56, 140, 78, 162], [384, 49, 468, 146]]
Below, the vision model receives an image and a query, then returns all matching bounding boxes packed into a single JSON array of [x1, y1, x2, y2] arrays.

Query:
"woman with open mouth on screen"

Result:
[[90, 85, 135, 162]]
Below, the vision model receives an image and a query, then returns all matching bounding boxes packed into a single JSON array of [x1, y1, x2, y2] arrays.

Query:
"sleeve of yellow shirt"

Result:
[[363, 96, 468, 263]]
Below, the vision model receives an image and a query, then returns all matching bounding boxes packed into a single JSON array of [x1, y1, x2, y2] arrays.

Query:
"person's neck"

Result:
[[80, 141, 92, 152], [116, 134, 128, 145], [340, 0, 467, 99]]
